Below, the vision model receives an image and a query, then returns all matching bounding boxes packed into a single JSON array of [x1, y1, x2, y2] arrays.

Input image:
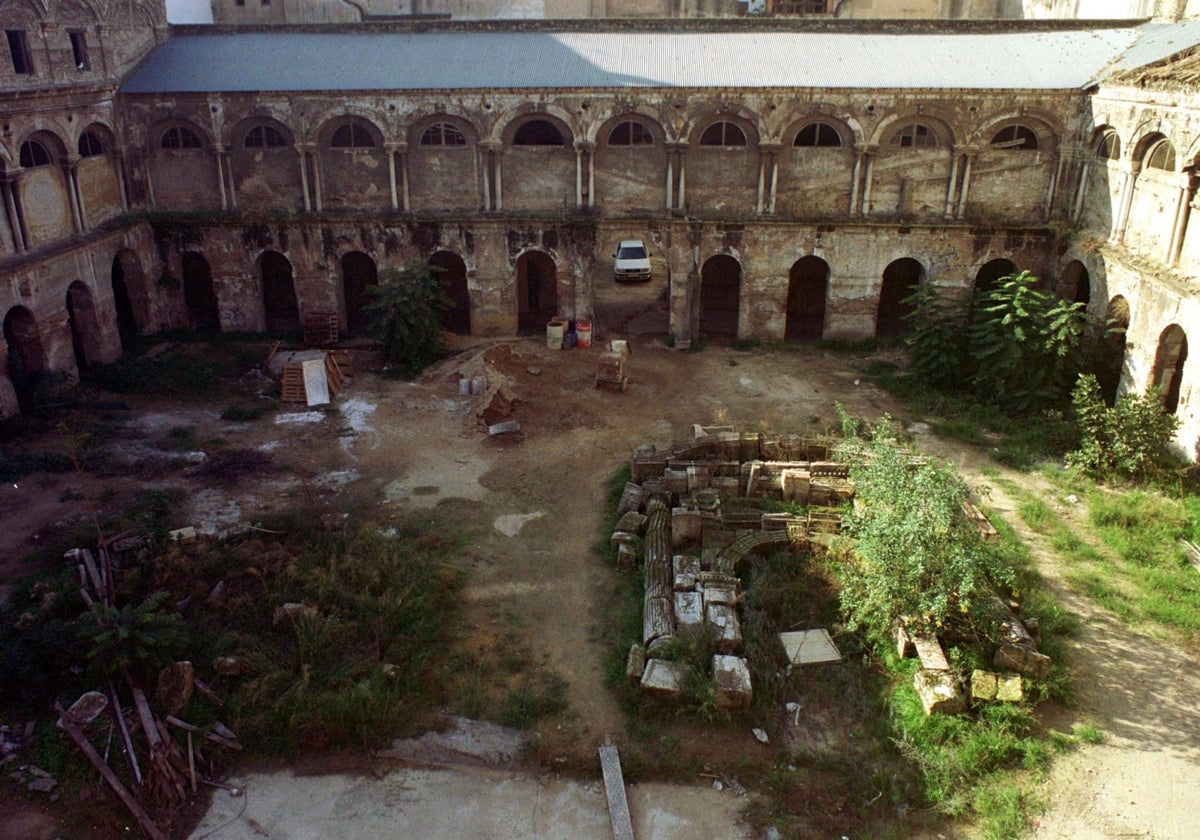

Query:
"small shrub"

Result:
[[364, 264, 452, 378], [1067, 374, 1180, 482]]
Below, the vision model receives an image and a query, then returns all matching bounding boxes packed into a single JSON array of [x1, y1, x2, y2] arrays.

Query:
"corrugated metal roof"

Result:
[[121, 25, 1181, 94]]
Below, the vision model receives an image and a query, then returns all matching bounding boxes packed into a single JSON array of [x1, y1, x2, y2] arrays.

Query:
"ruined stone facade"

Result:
[[1, 8, 1197, 459]]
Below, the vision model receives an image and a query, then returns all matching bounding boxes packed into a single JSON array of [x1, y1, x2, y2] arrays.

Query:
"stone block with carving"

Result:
[[914, 668, 965, 715], [712, 654, 752, 710], [675, 591, 703, 626], [706, 602, 743, 654], [673, 554, 701, 590], [615, 511, 648, 535]]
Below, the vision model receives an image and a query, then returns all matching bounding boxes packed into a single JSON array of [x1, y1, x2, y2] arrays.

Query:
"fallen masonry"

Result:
[[619, 427, 853, 706]]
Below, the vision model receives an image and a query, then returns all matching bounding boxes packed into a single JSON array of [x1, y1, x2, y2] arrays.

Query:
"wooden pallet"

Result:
[[303, 312, 339, 347], [324, 353, 343, 395], [280, 363, 306, 403]]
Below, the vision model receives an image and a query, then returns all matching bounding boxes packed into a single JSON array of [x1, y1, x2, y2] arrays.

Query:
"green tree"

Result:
[[1066, 374, 1180, 482], [364, 264, 452, 378], [968, 271, 1088, 413], [836, 426, 1013, 644]]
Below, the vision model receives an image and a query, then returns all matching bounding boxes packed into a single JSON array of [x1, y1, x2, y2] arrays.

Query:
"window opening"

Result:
[[990, 125, 1038, 150], [1145, 139, 1176, 171], [245, 125, 286, 148], [699, 121, 746, 147], [420, 122, 466, 146], [330, 123, 375, 149], [1094, 130, 1120, 160], [891, 123, 938, 148], [794, 122, 842, 148], [609, 120, 653, 146], [19, 140, 51, 168], [78, 132, 103, 157], [513, 120, 564, 146], [6, 30, 34, 74], [161, 126, 202, 149], [69, 31, 89, 70]]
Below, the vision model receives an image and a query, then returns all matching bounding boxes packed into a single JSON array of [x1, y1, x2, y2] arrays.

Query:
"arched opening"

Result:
[[699, 255, 742, 340], [340, 251, 378, 336], [1098, 296, 1129, 405], [430, 251, 470, 335], [66, 281, 102, 371], [974, 258, 1018, 297], [786, 256, 829, 341], [182, 252, 219, 330], [876, 258, 923, 339], [1151, 324, 1188, 414], [4, 306, 46, 414], [110, 252, 141, 352], [1058, 260, 1090, 306], [515, 250, 558, 333], [259, 250, 299, 332]]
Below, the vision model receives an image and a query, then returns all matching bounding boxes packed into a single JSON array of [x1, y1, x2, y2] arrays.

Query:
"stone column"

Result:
[[386, 142, 400, 211], [1045, 150, 1065, 221], [1, 174, 25, 251], [955, 148, 979, 220], [212, 145, 229, 211], [219, 145, 236, 210], [295, 144, 312, 212], [1167, 172, 1196, 265], [758, 143, 781, 215], [63, 155, 85, 233], [849, 148, 863, 216], [861, 147, 876, 215], [1114, 161, 1139, 245], [479, 140, 501, 211], [944, 148, 961, 218], [311, 149, 324, 212]]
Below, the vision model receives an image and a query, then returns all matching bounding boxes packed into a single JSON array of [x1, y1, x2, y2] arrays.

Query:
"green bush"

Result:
[[836, 426, 1014, 643], [1067, 374, 1180, 482]]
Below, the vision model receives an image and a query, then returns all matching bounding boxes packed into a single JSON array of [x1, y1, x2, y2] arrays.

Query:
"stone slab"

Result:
[[913, 635, 950, 671], [706, 602, 743, 654], [301, 358, 330, 406], [640, 659, 685, 701], [779, 629, 842, 665], [598, 745, 635, 840]]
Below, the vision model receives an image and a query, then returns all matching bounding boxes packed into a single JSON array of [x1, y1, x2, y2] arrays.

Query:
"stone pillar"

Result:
[[295, 144, 312, 212], [1167, 172, 1196, 265], [1, 174, 25, 251], [212, 145, 229, 211], [757, 143, 781, 215], [219, 145, 236, 210], [386, 142, 400, 211], [944, 148, 961, 218], [849, 148, 863, 216], [63, 155, 85, 232], [1114, 161, 1139, 244], [955, 149, 978, 219], [861, 148, 876, 214], [1045, 150, 1065, 221]]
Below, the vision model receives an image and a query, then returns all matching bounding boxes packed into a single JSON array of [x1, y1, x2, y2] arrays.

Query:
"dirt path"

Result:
[[913, 430, 1200, 839]]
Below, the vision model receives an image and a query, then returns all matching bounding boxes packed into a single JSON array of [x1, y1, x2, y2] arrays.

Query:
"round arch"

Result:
[[699, 255, 742, 340], [111, 250, 148, 351], [515, 250, 558, 333], [876, 258, 924, 339], [972, 112, 1060, 149], [688, 114, 760, 147], [502, 113, 574, 146], [974, 258, 1018, 296], [182, 251, 219, 330], [786, 256, 828, 341], [871, 111, 958, 149], [784, 114, 854, 149], [317, 115, 385, 148], [1098, 296, 1130, 405], [1151, 324, 1188, 415], [3, 306, 46, 414], [259, 250, 299, 332], [66, 281, 103, 371], [409, 113, 479, 150], [594, 112, 668, 147], [430, 250, 470, 335], [1057, 260, 1090, 306], [340, 251, 378, 336]]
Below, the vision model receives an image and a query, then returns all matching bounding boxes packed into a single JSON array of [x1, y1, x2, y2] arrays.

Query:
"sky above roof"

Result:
[[121, 23, 1200, 94]]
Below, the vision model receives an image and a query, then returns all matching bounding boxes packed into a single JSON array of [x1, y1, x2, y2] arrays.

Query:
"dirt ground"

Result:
[[4, 308, 1200, 839]]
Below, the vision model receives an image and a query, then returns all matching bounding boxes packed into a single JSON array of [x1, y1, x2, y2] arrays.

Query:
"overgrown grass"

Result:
[[1006, 476, 1200, 642]]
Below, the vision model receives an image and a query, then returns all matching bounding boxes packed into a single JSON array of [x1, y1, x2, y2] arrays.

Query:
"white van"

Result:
[[613, 239, 652, 282]]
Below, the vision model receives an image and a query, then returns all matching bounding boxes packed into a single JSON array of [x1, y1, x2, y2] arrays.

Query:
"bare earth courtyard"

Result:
[[3, 335, 1200, 839]]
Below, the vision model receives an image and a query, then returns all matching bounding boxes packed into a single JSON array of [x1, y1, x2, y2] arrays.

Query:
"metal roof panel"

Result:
[[120, 26, 1175, 94]]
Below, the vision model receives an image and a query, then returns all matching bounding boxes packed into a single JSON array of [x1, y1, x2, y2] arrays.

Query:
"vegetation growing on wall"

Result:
[[1067, 374, 1181, 483]]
